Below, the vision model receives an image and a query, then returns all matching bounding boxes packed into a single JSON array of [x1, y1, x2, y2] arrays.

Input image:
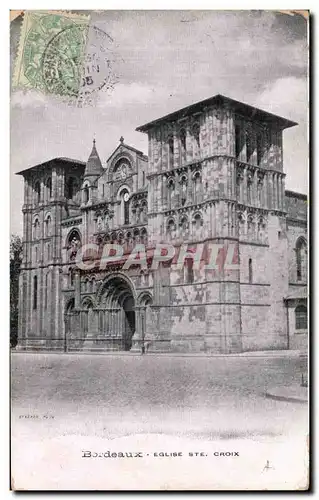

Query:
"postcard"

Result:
[[10, 9, 309, 490]]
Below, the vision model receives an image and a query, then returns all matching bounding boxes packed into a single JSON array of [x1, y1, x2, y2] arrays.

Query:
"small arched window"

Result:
[[167, 218, 175, 238], [296, 238, 307, 281], [193, 171, 202, 204], [45, 215, 51, 237], [140, 228, 147, 245], [33, 218, 40, 240], [140, 201, 147, 223], [235, 124, 241, 158], [120, 189, 130, 225], [67, 177, 74, 200], [193, 213, 202, 230], [83, 186, 89, 203], [295, 305, 307, 330], [193, 123, 200, 150], [180, 176, 188, 206], [33, 275, 38, 310], [180, 128, 186, 163], [45, 177, 52, 200], [180, 216, 188, 231], [167, 179, 175, 209], [168, 137, 174, 168], [34, 181, 40, 204], [248, 258, 253, 283]]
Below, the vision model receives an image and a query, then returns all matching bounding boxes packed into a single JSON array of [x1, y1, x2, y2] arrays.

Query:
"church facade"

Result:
[[16, 94, 308, 353]]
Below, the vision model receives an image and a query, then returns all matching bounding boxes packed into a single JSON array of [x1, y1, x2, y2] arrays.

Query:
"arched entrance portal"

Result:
[[99, 274, 136, 351]]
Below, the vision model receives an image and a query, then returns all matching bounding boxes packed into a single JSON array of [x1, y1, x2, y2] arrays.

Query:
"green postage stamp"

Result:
[[13, 11, 90, 98]]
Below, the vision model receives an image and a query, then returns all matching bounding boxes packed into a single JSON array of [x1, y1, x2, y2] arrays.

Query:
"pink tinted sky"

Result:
[[10, 10, 308, 235]]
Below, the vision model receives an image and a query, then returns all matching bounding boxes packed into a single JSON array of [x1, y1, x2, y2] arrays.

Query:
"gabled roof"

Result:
[[136, 93, 298, 132], [84, 140, 104, 177], [16, 157, 86, 176], [107, 140, 147, 163]]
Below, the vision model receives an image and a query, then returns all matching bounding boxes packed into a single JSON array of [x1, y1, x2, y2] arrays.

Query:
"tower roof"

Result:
[[84, 139, 104, 177], [136, 94, 298, 132]]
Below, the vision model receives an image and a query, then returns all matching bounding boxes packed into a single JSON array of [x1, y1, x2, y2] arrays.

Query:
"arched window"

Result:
[[296, 238, 307, 281], [180, 215, 188, 232], [167, 218, 176, 239], [295, 305, 307, 330], [66, 177, 74, 199], [193, 123, 200, 150], [33, 275, 38, 310], [247, 215, 256, 239], [180, 128, 186, 163], [248, 258, 253, 283], [34, 181, 40, 204], [258, 217, 266, 242], [167, 179, 175, 209], [118, 189, 130, 225], [45, 215, 51, 237], [140, 201, 147, 223], [193, 171, 202, 204], [83, 186, 89, 203], [113, 159, 130, 181], [168, 137, 174, 168], [34, 246, 38, 263], [45, 177, 52, 200], [193, 213, 203, 230], [133, 228, 140, 244], [257, 133, 263, 166], [140, 228, 147, 245], [33, 218, 40, 240], [67, 229, 81, 261], [235, 125, 241, 158], [180, 175, 188, 206]]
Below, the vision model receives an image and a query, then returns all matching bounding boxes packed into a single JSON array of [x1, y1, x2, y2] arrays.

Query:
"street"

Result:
[[11, 352, 308, 490]]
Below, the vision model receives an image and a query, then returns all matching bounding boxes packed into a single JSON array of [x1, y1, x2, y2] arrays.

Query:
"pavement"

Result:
[[11, 351, 309, 490]]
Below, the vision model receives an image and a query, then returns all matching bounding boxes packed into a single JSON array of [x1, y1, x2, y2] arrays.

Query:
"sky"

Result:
[[10, 10, 308, 235]]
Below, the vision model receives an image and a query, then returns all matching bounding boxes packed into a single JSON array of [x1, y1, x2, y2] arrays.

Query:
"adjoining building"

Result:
[[16, 94, 308, 353]]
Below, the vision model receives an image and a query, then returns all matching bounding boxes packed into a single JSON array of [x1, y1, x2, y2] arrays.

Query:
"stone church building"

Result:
[[16, 94, 308, 353]]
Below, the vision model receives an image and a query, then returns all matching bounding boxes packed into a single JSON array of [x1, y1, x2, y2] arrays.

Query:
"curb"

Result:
[[265, 390, 308, 404], [11, 350, 306, 359]]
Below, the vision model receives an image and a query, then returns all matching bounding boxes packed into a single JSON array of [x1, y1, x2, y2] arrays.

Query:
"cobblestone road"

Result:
[[11, 352, 307, 441]]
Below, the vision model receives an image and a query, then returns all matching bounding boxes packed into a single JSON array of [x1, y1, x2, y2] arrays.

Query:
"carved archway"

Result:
[[97, 273, 137, 350]]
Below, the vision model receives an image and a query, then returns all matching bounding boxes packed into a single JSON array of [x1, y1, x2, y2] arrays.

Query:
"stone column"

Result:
[[75, 270, 81, 308]]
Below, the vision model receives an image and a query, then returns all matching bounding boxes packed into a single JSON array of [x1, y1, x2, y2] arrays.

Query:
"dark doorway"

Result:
[[100, 275, 136, 351], [122, 295, 135, 350]]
